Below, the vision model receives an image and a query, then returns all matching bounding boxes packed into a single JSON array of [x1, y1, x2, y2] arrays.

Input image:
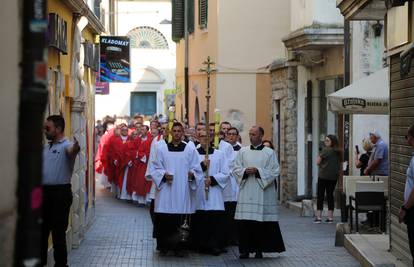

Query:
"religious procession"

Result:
[[94, 112, 285, 259], [6, 0, 414, 267]]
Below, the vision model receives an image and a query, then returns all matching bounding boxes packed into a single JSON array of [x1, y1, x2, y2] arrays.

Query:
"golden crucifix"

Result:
[[199, 56, 216, 201]]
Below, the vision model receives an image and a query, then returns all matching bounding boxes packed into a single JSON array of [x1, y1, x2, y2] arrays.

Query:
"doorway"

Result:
[[130, 92, 156, 116], [273, 99, 281, 200]]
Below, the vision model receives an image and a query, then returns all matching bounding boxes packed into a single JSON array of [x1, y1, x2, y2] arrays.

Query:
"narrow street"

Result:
[[69, 186, 360, 267]]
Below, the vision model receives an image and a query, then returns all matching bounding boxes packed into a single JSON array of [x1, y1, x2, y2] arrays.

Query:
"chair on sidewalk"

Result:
[[349, 181, 386, 233]]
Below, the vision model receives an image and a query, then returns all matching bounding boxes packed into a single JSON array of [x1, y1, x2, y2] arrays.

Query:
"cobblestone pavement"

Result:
[[69, 187, 360, 267]]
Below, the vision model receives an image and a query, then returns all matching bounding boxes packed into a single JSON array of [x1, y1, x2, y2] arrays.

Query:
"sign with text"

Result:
[[95, 72, 109, 94], [99, 36, 130, 83], [48, 13, 68, 54]]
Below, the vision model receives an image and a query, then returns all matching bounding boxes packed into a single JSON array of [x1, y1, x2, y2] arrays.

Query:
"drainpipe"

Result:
[[14, 0, 48, 265], [306, 80, 313, 198], [339, 19, 351, 222], [184, 0, 189, 123]]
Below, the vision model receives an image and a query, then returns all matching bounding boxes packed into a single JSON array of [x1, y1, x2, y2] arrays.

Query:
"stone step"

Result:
[[344, 234, 406, 267]]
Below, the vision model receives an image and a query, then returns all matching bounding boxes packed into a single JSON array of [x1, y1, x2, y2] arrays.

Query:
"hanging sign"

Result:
[[99, 36, 131, 82]]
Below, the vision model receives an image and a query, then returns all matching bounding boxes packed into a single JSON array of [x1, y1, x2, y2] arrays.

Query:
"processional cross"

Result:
[[199, 56, 216, 200]]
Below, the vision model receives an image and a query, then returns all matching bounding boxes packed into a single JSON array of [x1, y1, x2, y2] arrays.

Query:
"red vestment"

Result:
[[107, 135, 128, 187], [95, 128, 114, 174], [125, 137, 141, 195], [128, 133, 153, 196]]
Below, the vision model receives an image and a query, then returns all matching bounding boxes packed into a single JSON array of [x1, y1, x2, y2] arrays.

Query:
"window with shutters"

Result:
[[188, 0, 195, 34], [198, 0, 208, 29], [172, 0, 185, 42]]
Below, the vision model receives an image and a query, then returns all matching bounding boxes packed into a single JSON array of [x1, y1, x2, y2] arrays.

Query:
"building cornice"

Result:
[[63, 0, 105, 34], [336, 0, 386, 20], [283, 27, 344, 51]]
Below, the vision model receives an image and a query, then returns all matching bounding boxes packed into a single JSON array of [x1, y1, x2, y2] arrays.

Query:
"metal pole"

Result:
[[14, 0, 48, 265], [184, 0, 189, 123], [306, 80, 313, 198]]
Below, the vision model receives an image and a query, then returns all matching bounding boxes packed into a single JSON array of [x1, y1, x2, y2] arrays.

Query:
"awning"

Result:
[[327, 67, 389, 114]]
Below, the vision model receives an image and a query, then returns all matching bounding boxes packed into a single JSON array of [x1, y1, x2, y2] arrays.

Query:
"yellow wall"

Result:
[[47, 0, 74, 134], [256, 73, 272, 140], [176, 0, 218, 124], [176, 0, 291, 142], [47, 0, 100, 247]]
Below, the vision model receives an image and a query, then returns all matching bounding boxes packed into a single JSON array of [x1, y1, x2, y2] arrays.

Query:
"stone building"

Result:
[[173, 0, 291, 142], [269, 62, 298, 200], [270, 0, 344, 201]]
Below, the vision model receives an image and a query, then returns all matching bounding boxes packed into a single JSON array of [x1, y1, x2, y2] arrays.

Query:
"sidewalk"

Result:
[[286, 201, 410, 267], [68, 186, 360, 267]]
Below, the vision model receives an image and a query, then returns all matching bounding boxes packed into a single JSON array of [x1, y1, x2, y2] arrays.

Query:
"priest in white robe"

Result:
[[192, 129, 229, 255], [233, 126, 285, 259], [150, 122, 203, 256], [145, 126, 164, 238], [222, 126, 241, 246]]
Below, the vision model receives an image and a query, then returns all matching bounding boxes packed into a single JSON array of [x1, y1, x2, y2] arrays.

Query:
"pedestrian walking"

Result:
[[192, 129, 229, 255], [399, 124, 414, 266], [233, 126, 285, 259], [315, 135, 342, 224], [41, 115, 80, 267], [222, 126, 241, 246], [150, 122, 203, 256]]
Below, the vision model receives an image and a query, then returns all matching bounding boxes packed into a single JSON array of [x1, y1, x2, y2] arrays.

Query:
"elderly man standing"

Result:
[[364, 130, 389, 176], [233, 126, 285, 259]]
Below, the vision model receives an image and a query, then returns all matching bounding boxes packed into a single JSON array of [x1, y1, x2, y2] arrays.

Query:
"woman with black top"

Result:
[[355, 138, 373, 176], [314, 135, 342, 224]]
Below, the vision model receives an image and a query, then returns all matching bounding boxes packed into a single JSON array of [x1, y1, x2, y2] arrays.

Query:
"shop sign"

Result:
[[48, 13, 68, 54], [99, 36, 130, 83]]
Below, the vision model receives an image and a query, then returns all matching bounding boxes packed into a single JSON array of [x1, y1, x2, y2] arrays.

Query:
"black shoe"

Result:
[[255, 252, 263, 258], [325, 218, 334, 224], [239, 253, 249, 259], [159, 249, 168, 256]]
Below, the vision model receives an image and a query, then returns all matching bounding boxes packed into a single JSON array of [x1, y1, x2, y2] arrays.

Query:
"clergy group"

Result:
[[95, 117, 285, 259]]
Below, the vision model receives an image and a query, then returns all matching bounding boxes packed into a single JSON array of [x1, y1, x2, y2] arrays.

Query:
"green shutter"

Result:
[[172, 0, 185, 42], [198, 0, 208, 29], [187, 0, 195, 34]]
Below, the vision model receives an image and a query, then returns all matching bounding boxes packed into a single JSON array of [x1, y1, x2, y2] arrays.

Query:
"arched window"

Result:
[[127, 26, 169, 49]]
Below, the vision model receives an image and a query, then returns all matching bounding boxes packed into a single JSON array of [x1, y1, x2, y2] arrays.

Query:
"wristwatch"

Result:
[[402, 205, 409, 211]]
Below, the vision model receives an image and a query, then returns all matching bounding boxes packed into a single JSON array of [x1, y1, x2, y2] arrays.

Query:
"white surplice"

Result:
[[233, 145, 280, 222], [151, 141, 203, 214], [196, 148, 229, 211], [145, 135, 165, 200], [222, 145, 241, 202]]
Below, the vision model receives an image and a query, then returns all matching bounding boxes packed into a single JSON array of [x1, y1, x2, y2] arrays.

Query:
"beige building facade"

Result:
[[175, 0, 291, 142], [270, 0, 344, 201]]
